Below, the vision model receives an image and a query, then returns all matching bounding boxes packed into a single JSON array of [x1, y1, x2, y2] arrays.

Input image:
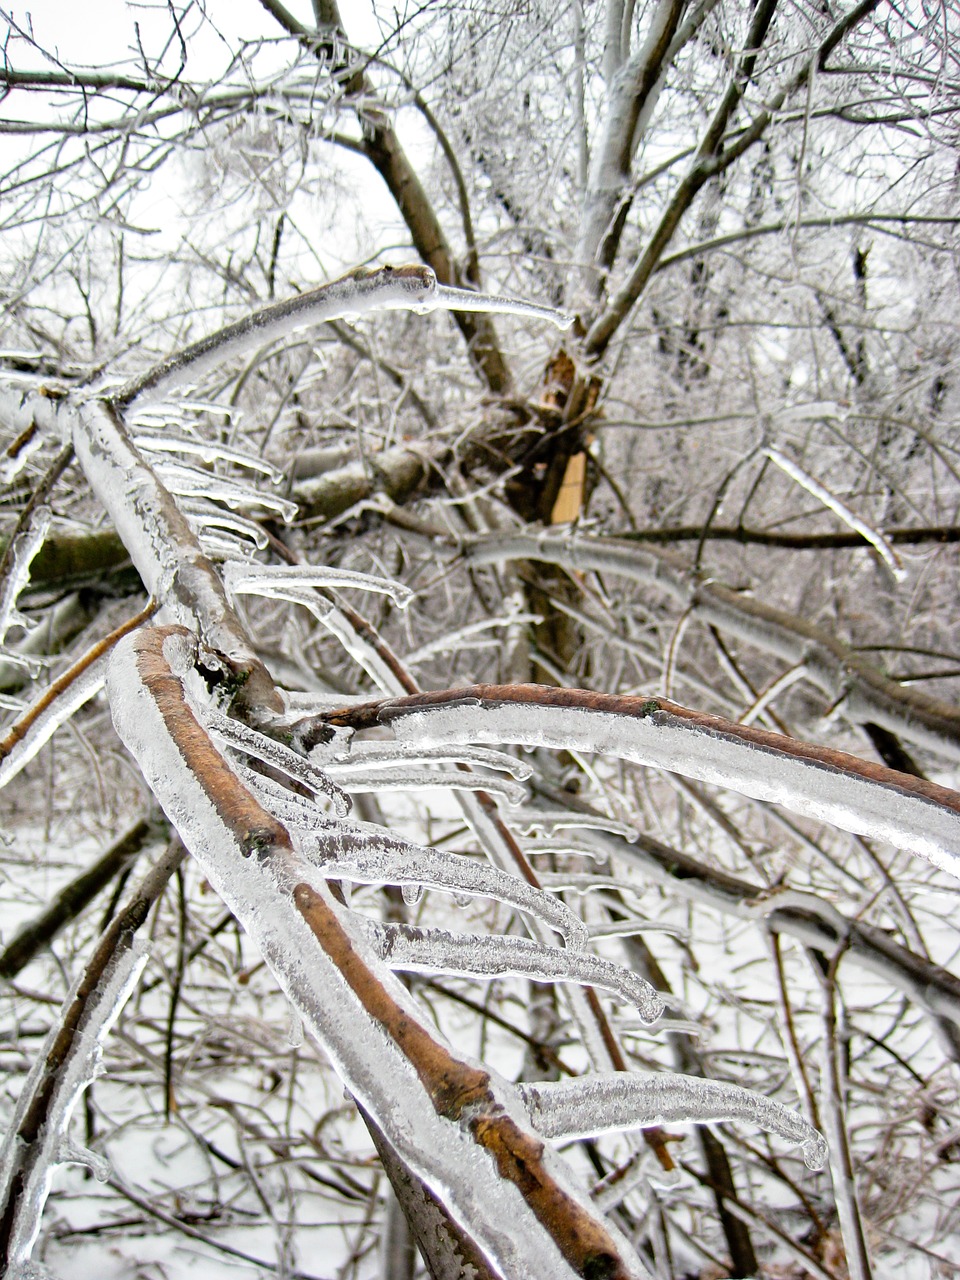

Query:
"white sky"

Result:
[[8, 0, 381, 70]]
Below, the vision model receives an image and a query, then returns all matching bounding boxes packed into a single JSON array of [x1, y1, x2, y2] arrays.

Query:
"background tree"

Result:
[[1, 1, 960, 1276]]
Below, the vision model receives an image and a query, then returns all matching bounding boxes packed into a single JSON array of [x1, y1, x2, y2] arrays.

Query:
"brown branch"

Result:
[[618, 522, 960, 549], [0, 598, 157, 768], [115, 624, 650, 1279]]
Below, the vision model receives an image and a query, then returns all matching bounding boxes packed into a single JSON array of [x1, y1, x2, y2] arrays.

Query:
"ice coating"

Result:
[[357, 921, 663, 1023], [104, 627, 643, 1279], [133, 431, 286, 483], [154, 460, 299, 521], [432, 282, 574, 330], [314, 739, 532, 781], [224, 560, 414, 609], [295, 836, 588, 949], [765, 446, 905, 582], [203, 706, 351, 816], [327, 767, 527, 806], [385, 696, 960, 878], [0, 655, 107, 790], [180, 502, 271, 550], [118, 263, 573, 405], [0, 504, 51, 642], [515, 809, 640, 841], [0, 942, 148, 1270], [519, 1072, 827, 1170]]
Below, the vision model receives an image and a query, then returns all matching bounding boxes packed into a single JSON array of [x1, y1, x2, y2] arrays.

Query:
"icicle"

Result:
[[197, 533, 254, 561], [202, 707, 351, 815], [0, 505, 51, 643], [311, 739, 532, 781], [401, 882, 424, 907], [180, 502, 271, 550], [296, 834, 588, 949], [132, 432, 286, 483], [515, 809, 640, 841], [587, 920, 688, 942], [519, 1072, 827, 1169], [224, 560, 414, 609], [537, 872, 639, 894], [431, 283, 574, 331], [154, 460, 299, 521], [357, 921, 662, 1022], [764, 446, 905, 582], [519, 840, 606, 861], [0, 942, 148, 1271], [329, 768, 527, 806], [56, 1140, 111, 1182], [228, 758, 334, 833]]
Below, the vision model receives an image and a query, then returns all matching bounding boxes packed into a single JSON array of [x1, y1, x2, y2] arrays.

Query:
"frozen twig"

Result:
[[106, 623, 655, 1280], [321, 684, 960, 878], [0, 600, 157, 789], [114, 264, 571, 406], [460, 530, 960, 761], [519, 1072, 827, 1168]]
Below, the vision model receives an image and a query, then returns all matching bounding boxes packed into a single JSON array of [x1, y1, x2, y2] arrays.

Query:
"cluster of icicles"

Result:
[[122, 408, 826, 1173]]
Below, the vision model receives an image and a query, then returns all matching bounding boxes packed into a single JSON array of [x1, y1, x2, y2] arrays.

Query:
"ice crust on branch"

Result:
[[223, 757, 585, 945], [301, 834, 587, 948], [0, 654, 107, 789], [132, 431, 286, 483], [0, 942, 148, 1271], [765, 446, 905, 581], [519, 1073, 827, 1170], [105, 626, 646, 1279], [180, 502, 270, 550], [0, 504, 50, 642], [356, 920, 664, 1023], [380, 691, 960, 878], [313, 739, 533, 781], [224, 560, 414, 609], [326, 767, 528, 805], [154, 460, 298, 521], [117, 264, 572, 405]]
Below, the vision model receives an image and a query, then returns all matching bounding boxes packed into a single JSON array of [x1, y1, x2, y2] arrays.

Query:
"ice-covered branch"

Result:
[[0, 504, 50, 642], [202, 705, 351, 815], [357, 921, 663, 1023], [764, 447, 904, 581], [310, 842, 587, 950], [64, 398, 280, 715], [519, 1073, 827, 1169], [460, 530, 960, 761], [0, 944, 148, 1275], [0, 602, 156, 790], [114, 264, 571, 406], [105, 624, 653, 1280], [224, 560, 414, 609], [323, 685, 960, 878]]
